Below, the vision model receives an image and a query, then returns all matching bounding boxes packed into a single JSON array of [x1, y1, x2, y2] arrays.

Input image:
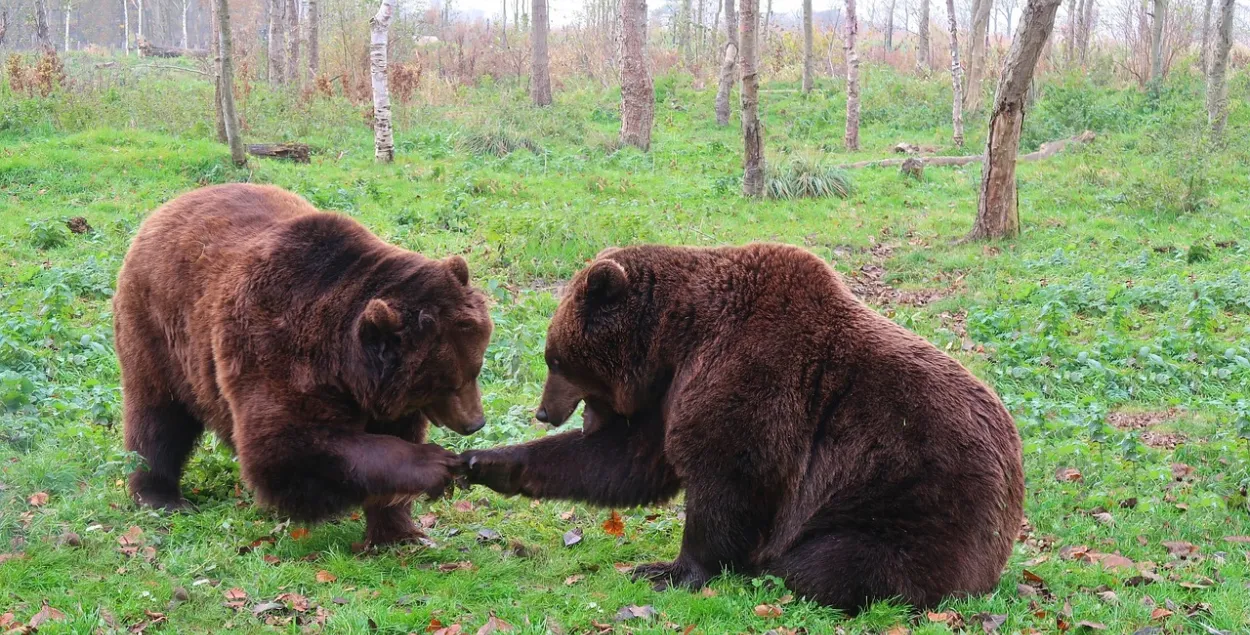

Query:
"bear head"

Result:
[[350, 254, 493, 435], [537, 248, 666, 429]]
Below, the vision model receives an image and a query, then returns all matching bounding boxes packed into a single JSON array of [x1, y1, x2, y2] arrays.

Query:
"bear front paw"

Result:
[[411, 443, 466, 499], [630, 559, 711, 591], [462, 449, 525, 496]]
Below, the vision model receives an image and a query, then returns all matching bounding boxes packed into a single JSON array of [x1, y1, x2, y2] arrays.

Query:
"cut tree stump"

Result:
[[246, 143, 311, 163], [901, 157, 925, 179], [841, 130, 1095, 169]]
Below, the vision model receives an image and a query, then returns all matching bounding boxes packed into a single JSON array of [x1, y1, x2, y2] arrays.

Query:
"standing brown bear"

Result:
[[114, 184, 492, 546], [465, 244, 1024, 612]]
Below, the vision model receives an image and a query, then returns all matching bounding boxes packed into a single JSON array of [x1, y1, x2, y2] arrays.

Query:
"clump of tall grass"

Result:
[[461, 126, 541, 157], [766, 155, 853, 200]]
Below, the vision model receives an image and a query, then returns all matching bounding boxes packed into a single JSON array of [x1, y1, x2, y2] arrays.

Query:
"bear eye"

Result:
[[548, 357, 561, 371]]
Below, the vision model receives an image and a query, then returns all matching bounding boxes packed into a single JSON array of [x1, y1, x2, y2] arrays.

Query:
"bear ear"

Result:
[[584, 259, 628, 305], [360, 298, 403, 342], [445, 255, 470, 286]]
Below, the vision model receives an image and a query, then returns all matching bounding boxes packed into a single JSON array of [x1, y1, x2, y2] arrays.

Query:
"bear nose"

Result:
[[535, 408, 550, 423], [463, 416, 486, 434]]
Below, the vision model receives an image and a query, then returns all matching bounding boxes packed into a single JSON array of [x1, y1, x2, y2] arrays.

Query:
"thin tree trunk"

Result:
[[714, 0, 737, 125], [885, 0, 895, 52], [1199, 0, 1212, 72], [965, 0, 992, 110], [286, 0, 300, 86], [63, 0, 71, 51], [370, 0, 396, 162], [763, 0, 772, 48], [137, 0, 144, 45], [34, 0, 51, 51], [1206, 0, 1234, 139], [532, 0, 552, 105], [844, 0, 860, 151], [802, 0, 813, 92], [741, 0, 764, 195], [918, 0, 930, 70], [307, 0, 319, 81], [181, 0, 189, 49], [946, 0, 964, 146], [1065, 0, 1075, 63], [215, 0, 246, 166], [123, 0, 130, 55], [1149, 0, 1164, 82], [1076, 0, 1092, 64], [210, 0, 226, 143], [969, 0, 1062, 241], [268, 0, 286, 84], [619, 0, 654, 150]]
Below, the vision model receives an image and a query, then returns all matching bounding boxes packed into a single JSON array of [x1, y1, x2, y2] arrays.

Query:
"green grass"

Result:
[[2, 56, 1250, 634]]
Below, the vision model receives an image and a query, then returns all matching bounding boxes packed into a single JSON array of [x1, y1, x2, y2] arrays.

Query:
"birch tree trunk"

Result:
[[741, 0, 764, 196], [918, 0, 930, 71], [1076, 0, 1093, 64], [137, 0, 144, 45], [844, 0, 860, 151], [619, 0, 654, 150], [123, 0, 130, 55], [370, 0, 396, 162], [714, 0, 737, 125], [307, 0, 318, 81], [286, 0, 300, 86], [1149, 0, 1165, 83], [965, 0, 992, 110], [532, 0, 552, 105], [268, 0, 286, 84], [1206, 0, 1234, 139], [946, 0, 964, 146], [215, 0, 246, 166], [62, 0, 72, 51], [1199, 0, 1212, 72], [210, 0, 226, 143], [181, 0, 189, 48], [884, 0, 895, 51], [763, 0, 772, 49], [802, 0, 813, 92], [1065, 0, 1075, 63], [969, 0, 1063, 241]]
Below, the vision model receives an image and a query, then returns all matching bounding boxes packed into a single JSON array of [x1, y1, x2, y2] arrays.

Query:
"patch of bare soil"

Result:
[[1108, 408, 1187, 449], [845, 242, 952, 308]]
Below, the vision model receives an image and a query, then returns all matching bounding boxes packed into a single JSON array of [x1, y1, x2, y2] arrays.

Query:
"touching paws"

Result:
[[412, 443, 467, 499], [461, 449, 526, 496]]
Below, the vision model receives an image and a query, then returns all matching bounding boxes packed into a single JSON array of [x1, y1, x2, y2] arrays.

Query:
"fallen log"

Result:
[[841, 130, 1095, 169], [138, 38, 208, 59], [246, 143, 311, 163]]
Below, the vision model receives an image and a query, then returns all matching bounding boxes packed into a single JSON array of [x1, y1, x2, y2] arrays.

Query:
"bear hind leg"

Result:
[[125, 398, 203, 512], [771, 532, 932, 615], [363, 500, 424, 547]]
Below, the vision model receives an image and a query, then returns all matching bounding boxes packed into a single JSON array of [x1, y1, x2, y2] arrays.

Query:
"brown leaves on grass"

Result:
[[1170, 463, 1195, 480], [1150, 607, 1173, 620], [222, 587, 248, 609], [27, 603, 65, 628], [437, 561, 474, 573], [562, 528, 583, 547], [453, 500, 475, 513], [419, 513, 439, 529], [614, 605, 658, 622], [563, 575, 584, 586], [973, 612, 1007, 632], [0, 553, 26, 564], [290, 527, 310, 540], [1054, 467, 1083, 482], [27, 492, 48, 506], [602, 510, 625, 538], [1162, 541, 1199, 558], [926, 611, 964, 628], [753, 604, 783, 618], [315, 570, 337, 583], [475, 615, 514, 634]]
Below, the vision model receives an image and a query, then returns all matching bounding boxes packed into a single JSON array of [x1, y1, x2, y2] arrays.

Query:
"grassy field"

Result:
[[2, 55, 1250, 634]]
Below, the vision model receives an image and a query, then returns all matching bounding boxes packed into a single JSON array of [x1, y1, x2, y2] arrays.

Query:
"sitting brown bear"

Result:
[[114, 184, 492, 546], [465, 243, 1024, 612]]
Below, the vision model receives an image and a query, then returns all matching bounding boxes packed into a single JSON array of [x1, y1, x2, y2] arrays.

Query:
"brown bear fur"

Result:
[[114, 183, 492, 546], [465, 243, 1024, 612]]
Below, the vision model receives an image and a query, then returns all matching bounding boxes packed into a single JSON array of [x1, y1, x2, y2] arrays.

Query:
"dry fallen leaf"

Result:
[[290, 528, 310, 540], [27, 492, 49, 507], [433, 626, 465, 635], [438, 561, 473, 573], [276, 593, 310, 612], [475, 615, 514, 634], [884, 626, 910, 635], [419, 513, 439, 529], [753, 604, 783, 618], [977, 612, 1008, 633], [223, 588, 248, 602], [700, 587, 717, 598], [262, 554, 280, 565], [602, 510, 625, 538], [614, 605, 658, 622], [559, 508, 575, 522], [453, 500, 475, 513], [1099, 554, 1135, 570], [1059, 545, 1090, 561], [1076, 621, 1107, 630], [1170, 463, 1194, 480], [1162, 541, 1199, 558], [1055, 467, 1083, 482], [562, 528, 583, 547], [315, 570, 337, 583], [0, 553, 26, 564], [564, 575, 584, 586], [1022, 569, 1046, 584], [27, 603, 65, 628], [0, 613, 14, 629], [613, 562, 633, 574]]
